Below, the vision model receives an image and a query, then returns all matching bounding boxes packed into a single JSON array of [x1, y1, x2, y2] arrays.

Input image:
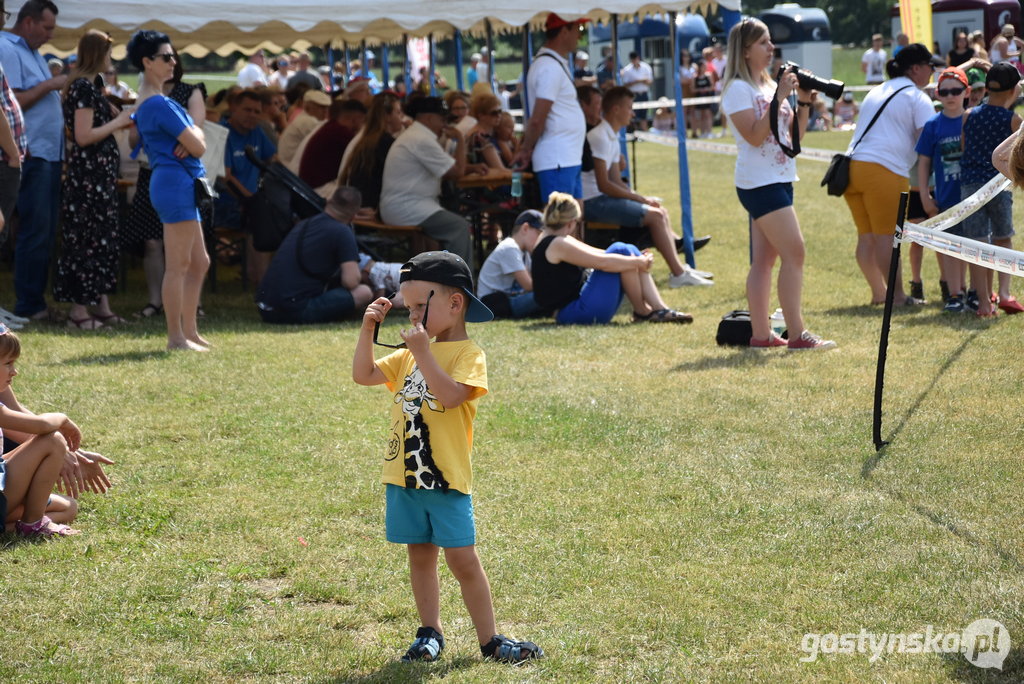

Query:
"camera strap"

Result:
[[769, 92, 802, 159]]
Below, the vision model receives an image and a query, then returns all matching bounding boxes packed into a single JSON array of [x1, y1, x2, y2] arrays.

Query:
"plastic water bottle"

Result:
[[510, 171, 522, 198], [770, 308, 786, 337]]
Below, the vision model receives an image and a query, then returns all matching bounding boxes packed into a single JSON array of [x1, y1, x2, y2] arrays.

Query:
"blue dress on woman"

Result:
[[132, 95, 205, 223]]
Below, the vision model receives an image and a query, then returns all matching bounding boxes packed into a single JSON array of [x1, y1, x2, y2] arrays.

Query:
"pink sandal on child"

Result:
[[15, 515, 80, 538]]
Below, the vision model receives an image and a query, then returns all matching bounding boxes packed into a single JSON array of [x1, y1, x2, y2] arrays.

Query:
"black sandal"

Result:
[[633, 308, 693, 324], [401, 626, 445, 662], [482, 634, 544, 663], [135, 303, 162, 318]]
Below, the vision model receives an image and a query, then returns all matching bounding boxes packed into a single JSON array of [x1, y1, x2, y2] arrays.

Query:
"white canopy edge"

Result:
[[44, 1, 741, 57]]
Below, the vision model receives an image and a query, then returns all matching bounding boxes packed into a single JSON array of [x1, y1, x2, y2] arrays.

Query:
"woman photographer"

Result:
[[720, 18, 835, 350], [842, 44, 939, 306]]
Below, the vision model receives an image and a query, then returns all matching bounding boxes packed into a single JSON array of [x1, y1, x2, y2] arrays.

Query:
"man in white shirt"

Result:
[[861, 34, 887, 85], [237, 51, 268, 88], [380, 97, 483, 266], [513, 11, 590, 200], [582, 87, 713, 287], [620, 51, 653, 130]]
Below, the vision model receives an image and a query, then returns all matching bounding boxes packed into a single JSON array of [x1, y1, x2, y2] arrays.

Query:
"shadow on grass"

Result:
[[57, 350, 172, 365], [946, 644, 1023, 682], [317, 654, 477, 683], [0, 532, 46, 550], [861, 329, 982, 478], [670, 348, 777, 372]]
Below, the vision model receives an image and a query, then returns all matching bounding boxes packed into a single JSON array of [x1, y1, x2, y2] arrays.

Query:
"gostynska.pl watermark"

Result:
[[799, 619, 1010, 669]]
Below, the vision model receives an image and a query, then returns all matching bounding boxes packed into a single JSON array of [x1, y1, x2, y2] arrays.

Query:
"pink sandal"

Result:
[[15, 515, 80, 538]]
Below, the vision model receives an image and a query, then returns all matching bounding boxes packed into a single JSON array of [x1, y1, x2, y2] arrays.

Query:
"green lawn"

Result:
[[1, 133, 1021, 682]]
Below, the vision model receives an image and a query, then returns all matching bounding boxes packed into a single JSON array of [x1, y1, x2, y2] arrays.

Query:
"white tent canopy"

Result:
[[48, 1, 740, 56]]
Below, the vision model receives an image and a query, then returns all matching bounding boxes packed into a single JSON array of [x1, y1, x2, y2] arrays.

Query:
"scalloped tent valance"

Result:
[[44, 1, 740, 57]]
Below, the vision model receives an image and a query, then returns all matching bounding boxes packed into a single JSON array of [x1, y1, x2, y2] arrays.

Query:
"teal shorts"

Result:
[[385, 484, 476, 548]]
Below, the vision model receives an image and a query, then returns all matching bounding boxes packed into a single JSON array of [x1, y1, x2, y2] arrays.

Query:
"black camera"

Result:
[[777, 61, 845, 100]]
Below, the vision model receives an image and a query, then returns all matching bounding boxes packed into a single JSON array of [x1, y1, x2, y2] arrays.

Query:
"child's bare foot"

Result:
[[188, 334, 212, 348]]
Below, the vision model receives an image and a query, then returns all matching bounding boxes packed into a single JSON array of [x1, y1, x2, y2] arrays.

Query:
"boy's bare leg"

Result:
[[444, 545, 496, 645], [408, 543, 443, 633]]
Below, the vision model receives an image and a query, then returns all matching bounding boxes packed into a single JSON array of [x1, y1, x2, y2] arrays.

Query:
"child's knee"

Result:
[[444, 546, 484, 581]]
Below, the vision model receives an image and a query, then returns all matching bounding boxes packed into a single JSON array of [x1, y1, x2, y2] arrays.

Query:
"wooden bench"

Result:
[[353, 218, 438, 259]]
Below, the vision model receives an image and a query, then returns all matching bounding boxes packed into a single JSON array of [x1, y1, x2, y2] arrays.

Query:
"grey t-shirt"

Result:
[[477, 237, 529, 297]]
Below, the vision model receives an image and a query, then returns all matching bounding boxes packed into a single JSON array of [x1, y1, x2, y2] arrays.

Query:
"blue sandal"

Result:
[[401, 626, 445, 662], [483, 634, 544, 663]]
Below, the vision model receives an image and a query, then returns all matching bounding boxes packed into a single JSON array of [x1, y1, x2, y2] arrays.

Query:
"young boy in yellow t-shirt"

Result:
[[352, 251, 543, 664]]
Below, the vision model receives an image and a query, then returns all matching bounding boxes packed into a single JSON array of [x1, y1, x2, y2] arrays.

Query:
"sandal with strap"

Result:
[[401, 626, 445, 662], [633, 308, 693, 324], [67, 316, 104, 330], [483, 634, 544, 663], [134, 303, 163, 319], [93, 312, 128, 325], [15, 515, 80, 538]]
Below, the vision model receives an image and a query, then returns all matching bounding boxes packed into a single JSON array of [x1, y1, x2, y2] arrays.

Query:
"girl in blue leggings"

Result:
[[531, 192, 692, 324]]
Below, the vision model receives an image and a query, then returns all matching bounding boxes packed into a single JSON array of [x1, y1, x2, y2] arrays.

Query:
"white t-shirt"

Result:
[[238, 62, 268, 88], [268, 71, 290, 90], [711, 57, 727, 92], [477, 237, 530, 297], [380, 120, 455, 226], [849, 76, 935, 177], [861, 48, 887, 84], [620, 60, 653, 95], [721, 79, 798, 189], [582, 119, 620, 201], [526, 47, 586, 172]]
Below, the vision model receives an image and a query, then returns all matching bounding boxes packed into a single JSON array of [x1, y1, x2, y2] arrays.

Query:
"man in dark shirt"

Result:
[[298, 98, 367, 190], [255, 185, 372, 324]]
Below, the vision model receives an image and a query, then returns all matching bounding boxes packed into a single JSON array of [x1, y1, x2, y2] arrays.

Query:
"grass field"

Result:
[[2, 133, 1022, 682]]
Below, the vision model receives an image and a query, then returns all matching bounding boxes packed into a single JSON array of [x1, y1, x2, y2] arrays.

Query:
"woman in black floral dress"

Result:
[[122, 51, 207, 318], [54, 30, 133, 329]]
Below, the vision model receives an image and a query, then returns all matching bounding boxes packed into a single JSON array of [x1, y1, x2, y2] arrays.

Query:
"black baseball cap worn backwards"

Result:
[[400, 251, 494, 322]]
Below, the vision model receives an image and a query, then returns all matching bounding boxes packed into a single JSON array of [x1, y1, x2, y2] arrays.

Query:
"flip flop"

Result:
[[93, 312, 127, 325], [67, 316, 103, 330]]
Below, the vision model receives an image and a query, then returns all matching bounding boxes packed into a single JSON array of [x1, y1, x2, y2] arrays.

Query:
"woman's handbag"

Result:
[[819, 85, 910, 197], [715, 310, 754, 346], [194, 176, 217, 211]]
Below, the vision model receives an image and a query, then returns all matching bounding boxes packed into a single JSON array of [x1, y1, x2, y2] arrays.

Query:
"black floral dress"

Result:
[[123, 81, 208, 250], [53, 77, 120, 305]]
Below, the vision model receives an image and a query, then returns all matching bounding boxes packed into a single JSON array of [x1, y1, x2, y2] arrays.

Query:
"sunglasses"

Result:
[[373, 290, 433, 349], [937, 87, 965, 97], [152, 53, 176, 63], [488, 109, 502, 116]]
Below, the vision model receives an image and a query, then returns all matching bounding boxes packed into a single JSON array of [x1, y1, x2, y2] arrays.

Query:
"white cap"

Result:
[[576, 51, 589, 61]]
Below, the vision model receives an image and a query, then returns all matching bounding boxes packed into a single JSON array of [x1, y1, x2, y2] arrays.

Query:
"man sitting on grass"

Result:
[[582, 86, 713, 287]]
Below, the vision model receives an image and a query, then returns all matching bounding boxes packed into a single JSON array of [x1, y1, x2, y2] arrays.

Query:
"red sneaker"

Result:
[[998, 296, 1024, 315], [787, 331, 837, 351], [750, 333, 787, 348]]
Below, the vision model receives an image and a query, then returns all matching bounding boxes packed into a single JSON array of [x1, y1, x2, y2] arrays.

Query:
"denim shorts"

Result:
[[736, 182, 794, 220], [960, 182, 1014, 241], [385, 484, 476, 547], [583, 194, 648, 228]]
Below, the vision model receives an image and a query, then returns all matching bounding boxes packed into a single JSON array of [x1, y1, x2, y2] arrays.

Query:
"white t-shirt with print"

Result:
[[582, 119, 620, 200], [526, 48, 586, 172], [861, 48, 887, 84], [721, 79, 798, 189]]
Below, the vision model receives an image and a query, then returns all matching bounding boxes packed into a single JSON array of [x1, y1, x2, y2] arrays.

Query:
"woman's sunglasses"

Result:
[[151, 53, 176, 63], [373, 290, 433, 349]]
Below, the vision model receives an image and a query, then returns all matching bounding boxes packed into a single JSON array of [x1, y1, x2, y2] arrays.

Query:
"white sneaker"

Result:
[[669, 270, 714, 288], [691, 268, 714, 280], [0, 307, 28, 324]]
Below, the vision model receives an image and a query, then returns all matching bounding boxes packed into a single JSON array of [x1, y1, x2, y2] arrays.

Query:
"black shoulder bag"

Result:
[[820, 85, 910, 197]]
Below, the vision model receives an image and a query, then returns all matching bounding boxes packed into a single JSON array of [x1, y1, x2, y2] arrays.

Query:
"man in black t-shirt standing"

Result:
[[256, 186, 373, 324]]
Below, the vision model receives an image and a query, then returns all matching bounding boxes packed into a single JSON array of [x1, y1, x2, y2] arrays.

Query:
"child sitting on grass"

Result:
[[0, 325, 85, 538], [352, 251, 543, 664]]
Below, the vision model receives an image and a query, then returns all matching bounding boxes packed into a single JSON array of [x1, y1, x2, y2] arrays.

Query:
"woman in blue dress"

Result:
[[127, 30, 210, 351]]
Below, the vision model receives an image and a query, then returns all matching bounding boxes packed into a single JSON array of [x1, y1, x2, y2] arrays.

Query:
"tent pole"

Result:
[[403, 33, 412, 96], [429, 33, 436, 96], [455, 29, 465, 92], [669, 10, 695, 267], [361, 39, 368, 79], [325, 44, 335, 92], [485, 19, 495, 93], [343, 42, 350, 90], [522, 24, 532, 118], [381, 44, 390, 89]]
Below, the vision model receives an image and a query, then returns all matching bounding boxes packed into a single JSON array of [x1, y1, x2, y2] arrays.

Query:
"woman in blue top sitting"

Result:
[[128, 30, 210, 351]]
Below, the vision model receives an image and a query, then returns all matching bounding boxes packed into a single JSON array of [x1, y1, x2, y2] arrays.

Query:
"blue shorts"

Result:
[[150, 166, 201, 224], [537, 165, 583, 202], [736, 182, 794, 220], [385, 484, 476, 547], [583, 194, 648, 228], [556, 241, 638, 324], [961, 182, 1014, 241]]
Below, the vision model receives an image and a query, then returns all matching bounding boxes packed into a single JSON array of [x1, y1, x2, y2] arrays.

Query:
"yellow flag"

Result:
[[900, 0, 933, 52]]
